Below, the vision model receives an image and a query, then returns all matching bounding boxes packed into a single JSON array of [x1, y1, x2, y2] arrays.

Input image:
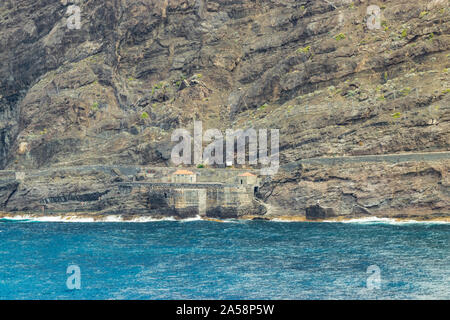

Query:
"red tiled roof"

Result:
[[239, 172, 257, 177], [173, 169, 195, 175]]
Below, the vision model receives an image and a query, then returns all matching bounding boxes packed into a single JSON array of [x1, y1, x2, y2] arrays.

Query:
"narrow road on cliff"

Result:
[[0, 151, 449, 177], [282, 151, 450, 170]]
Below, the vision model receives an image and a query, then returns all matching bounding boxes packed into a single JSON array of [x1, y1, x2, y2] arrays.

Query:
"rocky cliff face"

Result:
[[0, 0, 449, 218]]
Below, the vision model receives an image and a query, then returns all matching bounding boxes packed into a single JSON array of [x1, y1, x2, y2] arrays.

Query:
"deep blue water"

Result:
[[0, 219, 448, 300]]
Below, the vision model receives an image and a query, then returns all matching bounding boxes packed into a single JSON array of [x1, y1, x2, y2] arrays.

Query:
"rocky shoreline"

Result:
[[1, 1, 449, 219], [1, 211, 449, 223], [1, 154, 448, 221]]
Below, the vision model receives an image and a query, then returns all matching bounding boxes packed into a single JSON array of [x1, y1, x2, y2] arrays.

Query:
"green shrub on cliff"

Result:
[[335, 33, 346, 41], [297, 45, 311, 54], [400, 87, 411, 96], [141, 111, 149, 119], [401, 29, 408, 38], [152, 82, 164, 95], [391, 112, 402, 119]]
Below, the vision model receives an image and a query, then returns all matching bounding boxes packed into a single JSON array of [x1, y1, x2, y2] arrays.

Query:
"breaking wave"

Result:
[[1, 215, 448, 224], [325, 217, 450, 225], [0, 215, 178, 223]]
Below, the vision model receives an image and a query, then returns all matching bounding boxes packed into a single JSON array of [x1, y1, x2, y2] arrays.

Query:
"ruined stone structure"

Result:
[[0, 166, 265, 219], [171, 169, 197, 183]]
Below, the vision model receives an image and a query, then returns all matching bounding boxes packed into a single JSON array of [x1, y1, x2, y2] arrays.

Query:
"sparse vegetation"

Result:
[[141, 111, 149, 119], [401, 29, 408, 38], [175, 75, 187, 87], [297, 45, 311, 54], [347, 90, 358, 97], [152, 82, 164, 95], [400, 87, 411, 96], [335, 33, 346, 41], [419, 11, 428, 18]]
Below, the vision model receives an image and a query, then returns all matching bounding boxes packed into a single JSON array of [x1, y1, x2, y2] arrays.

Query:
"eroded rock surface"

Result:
[[0, 0, 449, 218]]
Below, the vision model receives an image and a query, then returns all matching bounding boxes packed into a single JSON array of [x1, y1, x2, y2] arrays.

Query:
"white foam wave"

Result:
[[1, 214, 178, 223], [0, 215, 95, 222], [178, 215, 204, 222], [100, 215, 177, 223], [271, 218, 302, 223], [324, 217, 450, 225], [1, 215, 448, 224], [221, 219, 242, 223]]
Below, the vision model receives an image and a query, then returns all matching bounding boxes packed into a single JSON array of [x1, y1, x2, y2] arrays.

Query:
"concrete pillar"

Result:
[[198, 189, 207, 216]]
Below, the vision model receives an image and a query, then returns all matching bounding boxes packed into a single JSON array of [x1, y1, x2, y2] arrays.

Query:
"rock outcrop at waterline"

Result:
[[0, 0, 449, 219], [259, 155, 449, 220], [306, 204, 337, 220]]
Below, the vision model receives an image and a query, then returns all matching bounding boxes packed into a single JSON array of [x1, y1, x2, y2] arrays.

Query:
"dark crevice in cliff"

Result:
[[41, 190, 110, 204], [1, 181, 19, 209]]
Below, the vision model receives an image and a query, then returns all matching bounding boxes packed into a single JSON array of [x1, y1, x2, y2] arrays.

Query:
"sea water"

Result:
[[0, 218, 448, 299]]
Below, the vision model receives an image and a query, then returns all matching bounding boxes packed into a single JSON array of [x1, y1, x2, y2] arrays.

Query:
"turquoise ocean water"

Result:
[[0, 218, 448, 299]]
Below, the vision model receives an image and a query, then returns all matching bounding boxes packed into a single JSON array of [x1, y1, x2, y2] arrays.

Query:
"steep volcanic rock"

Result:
[[259, 158, 449, 219], [305, 204, 337, 220], [0, 0, 449, 218], [0, 179, 19, 209]]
